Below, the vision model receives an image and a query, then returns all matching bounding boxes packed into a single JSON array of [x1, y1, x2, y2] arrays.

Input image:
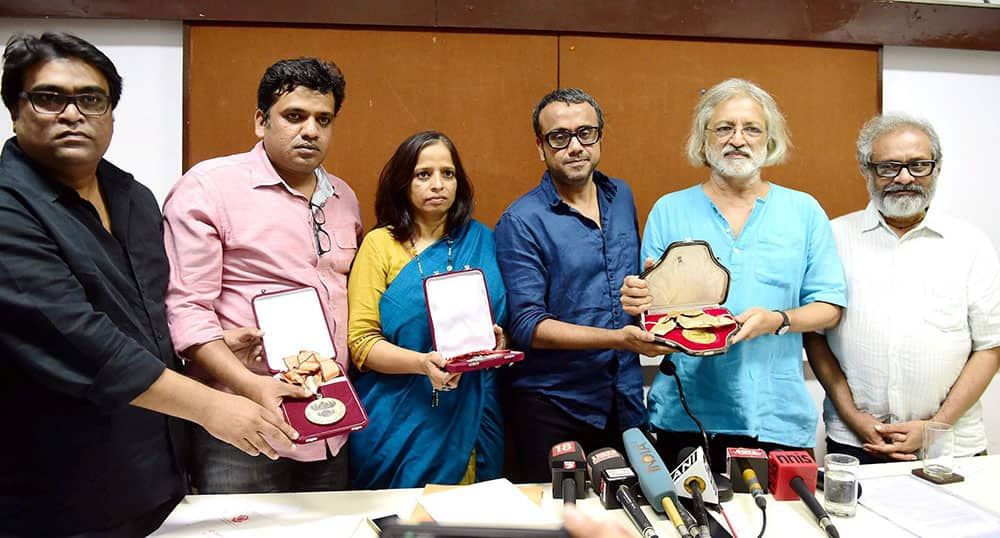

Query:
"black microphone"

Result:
[[675, 448, 713, 538], [768, 451, 839, 538], [587, 447, 658, 538], [549, 441, 586, 505]]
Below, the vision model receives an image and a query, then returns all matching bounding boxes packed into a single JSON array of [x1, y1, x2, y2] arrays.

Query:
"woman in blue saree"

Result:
[[347, 131, 507, 489]]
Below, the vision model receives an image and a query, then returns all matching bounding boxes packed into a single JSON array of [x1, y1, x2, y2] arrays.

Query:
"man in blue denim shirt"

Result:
[[495, 89, 670, 482]]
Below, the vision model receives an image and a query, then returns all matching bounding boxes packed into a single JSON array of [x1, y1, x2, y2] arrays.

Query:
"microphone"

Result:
[[768, 451, 839, 538], [674, 447, 714, 538], [586, 447, 658, 538], [726, 448, 768, 509], [676, 502, 701, 538], [549, 441, 586, 505], [739, 458, 768, 509], [622, 428, 692, 538]]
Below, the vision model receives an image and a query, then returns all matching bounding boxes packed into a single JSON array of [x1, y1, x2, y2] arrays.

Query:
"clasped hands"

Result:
[[849, 411, 926, 461]]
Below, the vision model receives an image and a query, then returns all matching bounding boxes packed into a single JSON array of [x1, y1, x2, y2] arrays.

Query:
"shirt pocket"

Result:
[[326, 225, 358, 274], [753, 237, 803, 289], [922, 281, 968, 332]]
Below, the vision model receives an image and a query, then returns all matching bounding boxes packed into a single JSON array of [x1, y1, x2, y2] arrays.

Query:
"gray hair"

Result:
[[856, 112, 943, 180], [685, 78, 790, 168]]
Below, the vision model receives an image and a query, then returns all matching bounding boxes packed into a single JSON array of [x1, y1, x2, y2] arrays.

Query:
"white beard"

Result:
[[706, 143, 765, 180], [869, 179, 936, 219]]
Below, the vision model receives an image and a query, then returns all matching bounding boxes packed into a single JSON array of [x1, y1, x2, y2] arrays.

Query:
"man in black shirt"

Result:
[[0, 32, 304, 537]]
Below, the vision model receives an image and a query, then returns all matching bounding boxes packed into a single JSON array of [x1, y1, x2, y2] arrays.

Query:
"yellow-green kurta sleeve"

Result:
[[347, 226, 413, 369]]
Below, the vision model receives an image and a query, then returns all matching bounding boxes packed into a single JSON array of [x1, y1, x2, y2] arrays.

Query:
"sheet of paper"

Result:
[[859, 474, 1000, 537], [150, 497, 366, 537], [417, 478, 561, 527]]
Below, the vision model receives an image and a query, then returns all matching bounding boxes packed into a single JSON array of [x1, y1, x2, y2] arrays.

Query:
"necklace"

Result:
[[409, 235, 453, 276]]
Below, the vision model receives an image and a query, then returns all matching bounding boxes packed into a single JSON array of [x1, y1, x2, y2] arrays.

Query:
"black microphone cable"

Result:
[[659, 359, 713, 474], [661, 358, 741, 538]]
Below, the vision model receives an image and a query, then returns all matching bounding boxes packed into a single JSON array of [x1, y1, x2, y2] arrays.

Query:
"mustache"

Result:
[[883, 183, 926, 196], [722, 144, 752, 158]]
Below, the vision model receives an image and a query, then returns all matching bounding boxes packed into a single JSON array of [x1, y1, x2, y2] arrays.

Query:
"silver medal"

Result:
[[304, 397, 346, 425]]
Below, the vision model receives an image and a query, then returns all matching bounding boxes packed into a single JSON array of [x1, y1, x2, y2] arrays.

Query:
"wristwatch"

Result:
[[773, 310, 790, 335]]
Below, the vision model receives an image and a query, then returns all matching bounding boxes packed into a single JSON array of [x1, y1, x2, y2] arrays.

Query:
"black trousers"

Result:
[[506, 391, 623, 484], [653, 428, 812, 474]]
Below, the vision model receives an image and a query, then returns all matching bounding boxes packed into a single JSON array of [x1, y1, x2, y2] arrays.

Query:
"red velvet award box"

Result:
[[640, 240, 739, 356], [423, 268, 524, 373], [252, 287, 368, 443]]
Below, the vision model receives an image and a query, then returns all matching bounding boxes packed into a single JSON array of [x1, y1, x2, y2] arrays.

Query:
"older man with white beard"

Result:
[[620, 78, 846, 470], [805, 113, 1000, 463]]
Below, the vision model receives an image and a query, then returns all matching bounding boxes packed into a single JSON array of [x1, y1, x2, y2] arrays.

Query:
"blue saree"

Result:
[[349, 221, 507, 489]]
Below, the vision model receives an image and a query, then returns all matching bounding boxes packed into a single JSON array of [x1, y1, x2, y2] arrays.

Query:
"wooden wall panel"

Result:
[[558, 37, 879, 223], [186, 25, 557, 230], [6, 1, 1000, 51], [187, 26, 877, 232]]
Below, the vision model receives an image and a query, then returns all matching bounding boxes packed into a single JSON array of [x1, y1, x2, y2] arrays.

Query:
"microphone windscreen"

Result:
[[623, 427, 678, 512], [767, 450, 818, 501], [586, 447, 625, 492], [549, 441, 586, 466], [550, 441, 587, 500], [587, 447, 637, 510], [726, 447, 769, 494]]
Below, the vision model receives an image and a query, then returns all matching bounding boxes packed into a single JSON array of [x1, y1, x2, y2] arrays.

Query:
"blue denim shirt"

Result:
[[495, 171, 647, 430]]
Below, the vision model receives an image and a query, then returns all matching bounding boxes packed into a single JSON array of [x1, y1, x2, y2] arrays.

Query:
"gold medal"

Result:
[[682, 329, 717, 344], [651, 318, 677, 336], [304, 397, 346, 425], [678, 315, 711, 329]]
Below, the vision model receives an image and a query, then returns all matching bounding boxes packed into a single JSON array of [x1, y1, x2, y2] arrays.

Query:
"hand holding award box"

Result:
[[423, 268, 524, 373], [639, 240, 739, 356], [252, 287, 368, 443]]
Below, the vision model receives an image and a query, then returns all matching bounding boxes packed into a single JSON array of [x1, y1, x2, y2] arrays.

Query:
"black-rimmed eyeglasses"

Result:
[[543, 126, 602, 150], [20, 91, 110, 116], [868, 160, 937, 179], [310, 202, 332, 256]]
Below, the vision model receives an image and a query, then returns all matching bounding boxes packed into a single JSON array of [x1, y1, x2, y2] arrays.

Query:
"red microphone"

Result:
[[768, 451, 838, 538]]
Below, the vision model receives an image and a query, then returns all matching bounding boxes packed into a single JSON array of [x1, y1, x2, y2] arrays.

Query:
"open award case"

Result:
[[251, 287, 368, 443], [639, 240, 739, 356], [423, 269, 524, 373]]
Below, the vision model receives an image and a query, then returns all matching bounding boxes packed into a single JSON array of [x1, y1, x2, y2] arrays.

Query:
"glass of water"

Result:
[[923, 421, 955, 479], [823, 453, 859, 517]]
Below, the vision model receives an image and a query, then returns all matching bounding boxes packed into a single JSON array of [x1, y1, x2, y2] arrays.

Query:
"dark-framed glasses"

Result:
[[310, 202, 332, 256], [20, 91, 110, 116], [543, 126, 602, 150], [868, 160, 937, 179], [706, 125, 765, 141]]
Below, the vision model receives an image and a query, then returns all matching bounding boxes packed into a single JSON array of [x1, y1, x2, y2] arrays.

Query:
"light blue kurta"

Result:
[[642, 184, 846, 447]]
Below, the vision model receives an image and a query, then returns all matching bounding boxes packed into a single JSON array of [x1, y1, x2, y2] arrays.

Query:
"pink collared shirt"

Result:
[[163, 141, 362, 461]]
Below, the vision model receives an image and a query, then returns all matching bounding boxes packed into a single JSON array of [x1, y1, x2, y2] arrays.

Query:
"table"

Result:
[[152, 455, 1000, 537]]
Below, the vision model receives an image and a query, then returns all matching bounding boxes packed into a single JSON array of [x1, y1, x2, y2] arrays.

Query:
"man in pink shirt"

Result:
[[163, 58, 363, 493]]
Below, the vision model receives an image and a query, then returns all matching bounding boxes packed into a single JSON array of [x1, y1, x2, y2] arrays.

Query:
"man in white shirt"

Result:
[[805, 113, 1000, 463]]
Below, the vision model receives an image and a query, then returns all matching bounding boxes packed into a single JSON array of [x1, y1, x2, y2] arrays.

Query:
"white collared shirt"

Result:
[[824, 202, 1000, 456]]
